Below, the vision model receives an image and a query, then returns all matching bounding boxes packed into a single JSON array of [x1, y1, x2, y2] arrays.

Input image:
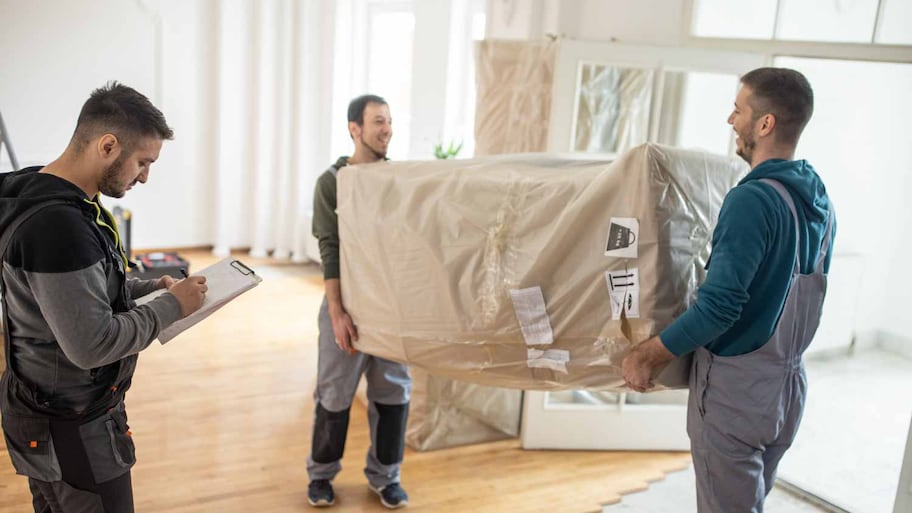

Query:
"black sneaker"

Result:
[[307, 479, 335, 507], [369, 482, 409, 509]]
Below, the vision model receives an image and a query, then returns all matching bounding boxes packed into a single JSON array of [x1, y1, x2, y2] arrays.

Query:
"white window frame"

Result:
[[547, 40, 766, 157], [682, 0, 912, 64]]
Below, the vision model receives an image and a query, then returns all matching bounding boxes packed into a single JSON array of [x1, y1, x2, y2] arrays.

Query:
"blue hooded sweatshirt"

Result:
[[660, 158, 835, 357]]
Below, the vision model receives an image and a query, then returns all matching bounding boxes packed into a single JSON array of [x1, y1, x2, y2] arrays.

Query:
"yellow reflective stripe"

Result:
[[82, 197, 129, 269]]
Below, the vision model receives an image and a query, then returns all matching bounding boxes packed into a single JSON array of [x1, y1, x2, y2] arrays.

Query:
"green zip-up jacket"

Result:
[[312, 156, 350, 280]]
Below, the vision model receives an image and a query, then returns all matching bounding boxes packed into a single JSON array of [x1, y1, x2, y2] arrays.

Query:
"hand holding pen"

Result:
[[169, 268, 208, 317]]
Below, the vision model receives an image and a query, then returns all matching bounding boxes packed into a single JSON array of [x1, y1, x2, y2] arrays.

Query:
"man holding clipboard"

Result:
[[0, 83, 208, 512]]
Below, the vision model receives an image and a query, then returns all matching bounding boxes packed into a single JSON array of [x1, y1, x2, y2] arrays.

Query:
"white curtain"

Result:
[[211, 0, 338, 261]]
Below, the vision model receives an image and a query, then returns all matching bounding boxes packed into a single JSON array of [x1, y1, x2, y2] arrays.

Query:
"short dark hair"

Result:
[[72, 81, 173, 152], [347, 94, 387, 126], [740, 67, 814, 145]]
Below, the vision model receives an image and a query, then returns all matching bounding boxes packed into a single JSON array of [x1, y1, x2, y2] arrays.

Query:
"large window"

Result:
[[443, 1, 486, 158], [879, 0, 912, 44], [693, 0, 911, 44], [366, 1, 415, 160], [336, 0, 486, 160], [777, 0, 881, 43]]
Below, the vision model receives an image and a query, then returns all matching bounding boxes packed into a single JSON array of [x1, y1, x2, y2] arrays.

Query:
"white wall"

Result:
[[486, 0, 547, 41], [0, 0, 213, 249], [1, 0, 338, 256], [0, 1, 155, 163], [486, 0, 912, 343], [575, 0, 686, 45], [487, 0, 688, 44]]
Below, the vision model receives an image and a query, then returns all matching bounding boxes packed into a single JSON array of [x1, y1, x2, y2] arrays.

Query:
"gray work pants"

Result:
[[306, 298, 411, 488]]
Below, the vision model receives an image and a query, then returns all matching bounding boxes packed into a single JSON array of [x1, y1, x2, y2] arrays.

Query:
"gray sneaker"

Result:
[[369, 482, 409, 509], [307, 479, 335, 507]]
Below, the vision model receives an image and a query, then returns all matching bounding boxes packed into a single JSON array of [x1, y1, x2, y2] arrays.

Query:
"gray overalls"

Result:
[[687, 179, 834, 513], [306, 301, 411, 488]]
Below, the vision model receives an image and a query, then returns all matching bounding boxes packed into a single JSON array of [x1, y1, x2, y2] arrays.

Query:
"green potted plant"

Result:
[[433, 140, 463, 159]]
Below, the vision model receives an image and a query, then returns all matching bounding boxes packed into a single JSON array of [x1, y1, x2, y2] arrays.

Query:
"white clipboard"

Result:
[[137, 258, 263, 344]]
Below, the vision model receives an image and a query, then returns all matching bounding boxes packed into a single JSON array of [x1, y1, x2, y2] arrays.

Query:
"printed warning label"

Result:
[[605, 268, 640, 320], [604, 217, 639, 258]]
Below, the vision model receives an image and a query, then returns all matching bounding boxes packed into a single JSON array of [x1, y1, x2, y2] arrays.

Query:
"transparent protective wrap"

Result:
[[339, 143, 748, 390]]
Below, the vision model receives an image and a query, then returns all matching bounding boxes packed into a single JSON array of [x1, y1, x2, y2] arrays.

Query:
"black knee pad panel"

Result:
[[312, 403, 351, 463], [374, 402, 408, 465]]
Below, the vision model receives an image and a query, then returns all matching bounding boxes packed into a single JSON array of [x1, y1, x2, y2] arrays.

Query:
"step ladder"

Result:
[[0, 110, 20, 171]]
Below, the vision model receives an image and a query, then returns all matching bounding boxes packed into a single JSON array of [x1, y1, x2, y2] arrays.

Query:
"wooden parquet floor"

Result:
[[0, 251, 689, 512]]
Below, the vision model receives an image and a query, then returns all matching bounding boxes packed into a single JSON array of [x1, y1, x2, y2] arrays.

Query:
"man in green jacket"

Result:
[[306, 94, 410, 509]]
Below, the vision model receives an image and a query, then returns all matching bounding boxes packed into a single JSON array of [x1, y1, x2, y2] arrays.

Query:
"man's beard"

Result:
[[735, 126, 756, 164], [361, 134, 387, 160], [98, 154, 128, 198]]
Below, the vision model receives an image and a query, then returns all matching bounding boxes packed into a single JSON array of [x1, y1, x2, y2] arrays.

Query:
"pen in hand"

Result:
[[180, 268, 189, 279]]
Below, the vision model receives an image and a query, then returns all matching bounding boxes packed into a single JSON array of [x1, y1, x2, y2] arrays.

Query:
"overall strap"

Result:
[[815, 202, 836, 274], [758, 178, 800, 276]]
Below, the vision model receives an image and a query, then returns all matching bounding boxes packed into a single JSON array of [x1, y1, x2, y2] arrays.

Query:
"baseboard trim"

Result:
[[132, 245, 215, 255], [804, 345, 854, 362], [775, 478, 852, 513], [878, 331, 912, 360]]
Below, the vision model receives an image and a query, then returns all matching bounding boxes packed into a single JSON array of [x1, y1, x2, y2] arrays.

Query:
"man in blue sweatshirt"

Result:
[[622, 67, 835, 512]]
